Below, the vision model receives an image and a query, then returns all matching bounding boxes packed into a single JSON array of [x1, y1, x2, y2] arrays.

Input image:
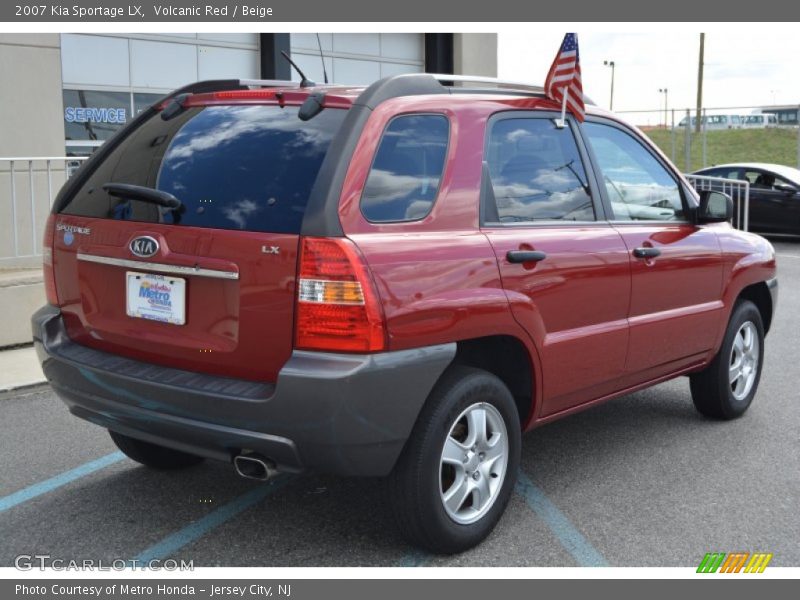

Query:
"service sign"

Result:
[[64, 106, 127, 124]]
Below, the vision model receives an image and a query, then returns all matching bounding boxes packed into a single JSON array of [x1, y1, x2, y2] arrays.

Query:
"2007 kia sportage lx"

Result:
[[33, 74, 777, 554]]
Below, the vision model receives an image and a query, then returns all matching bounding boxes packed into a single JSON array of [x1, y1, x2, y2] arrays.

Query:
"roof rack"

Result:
[[427, 73, 546, 94], [174, 74, 592, 106], [428, 73, 594, 105]]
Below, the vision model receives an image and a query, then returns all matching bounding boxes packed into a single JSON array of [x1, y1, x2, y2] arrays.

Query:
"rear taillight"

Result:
[[295, 237, 386, 353], [43, 214, 58, 305]]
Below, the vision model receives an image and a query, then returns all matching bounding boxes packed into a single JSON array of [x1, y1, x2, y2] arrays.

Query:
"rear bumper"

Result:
[[32, 305, 455, 476]]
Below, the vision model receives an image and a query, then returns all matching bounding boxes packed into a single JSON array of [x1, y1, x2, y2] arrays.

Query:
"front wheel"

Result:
[[690, 300, 765, 419], [387, 366, 521, 554]]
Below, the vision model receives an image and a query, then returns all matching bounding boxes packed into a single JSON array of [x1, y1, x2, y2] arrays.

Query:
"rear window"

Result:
[[59, 104, 346, 234]]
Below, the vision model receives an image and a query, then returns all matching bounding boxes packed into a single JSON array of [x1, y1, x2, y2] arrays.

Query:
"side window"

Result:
[[485, 118, 594, 222], [360, 114, 449, 222], [583, 122, 685, 221], [745, 170, 790, 190], [744, 170, 773, 188], [706, 167, 741, 180]]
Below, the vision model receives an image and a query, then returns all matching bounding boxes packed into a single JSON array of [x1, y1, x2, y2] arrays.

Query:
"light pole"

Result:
[[604, 60, 616, 110], [659, 88, 669, 129]]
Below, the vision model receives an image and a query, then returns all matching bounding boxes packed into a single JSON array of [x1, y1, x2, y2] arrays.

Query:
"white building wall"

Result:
[[454, 33, 498, 77]]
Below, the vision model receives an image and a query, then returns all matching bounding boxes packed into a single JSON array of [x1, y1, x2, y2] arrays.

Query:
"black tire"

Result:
[[690, 300, 765, 419], [387, 366, 521, 554], [109, 431, 204, 469]]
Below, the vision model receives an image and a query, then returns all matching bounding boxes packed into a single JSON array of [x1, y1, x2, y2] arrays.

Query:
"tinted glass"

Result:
[[584, 122, 684, 221], [744, 170, 792, 190], [361, 114, 449, 222], [705, 167, 741, 180], [59, 105, 346, 234], [485, 118, 594, 222]]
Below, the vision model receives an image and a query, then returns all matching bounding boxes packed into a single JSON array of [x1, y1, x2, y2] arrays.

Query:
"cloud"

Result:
[[165, 105, 331, 164], [222, 198, 260, 229], [362, 169, 439, 204]]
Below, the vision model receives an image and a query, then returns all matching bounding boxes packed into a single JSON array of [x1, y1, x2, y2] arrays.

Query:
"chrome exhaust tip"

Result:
[[233, 454, 276, 481]]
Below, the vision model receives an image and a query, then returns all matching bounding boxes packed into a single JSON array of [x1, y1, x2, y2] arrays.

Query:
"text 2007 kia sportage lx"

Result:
[[33, 74, 777, 553]]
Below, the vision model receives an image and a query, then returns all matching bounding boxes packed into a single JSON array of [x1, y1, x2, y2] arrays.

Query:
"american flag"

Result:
[[544, 33, 585, 122]]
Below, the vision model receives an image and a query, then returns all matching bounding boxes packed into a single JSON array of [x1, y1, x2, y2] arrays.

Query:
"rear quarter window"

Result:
[[58, 104, 346, 234], [360, 114, 449, 223]]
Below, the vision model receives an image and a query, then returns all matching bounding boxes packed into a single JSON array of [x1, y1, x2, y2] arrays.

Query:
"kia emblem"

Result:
[[129, 236, 159, 258]]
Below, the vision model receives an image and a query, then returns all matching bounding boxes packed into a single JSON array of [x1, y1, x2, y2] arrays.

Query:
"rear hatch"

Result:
[[51, 95, 347, 382]]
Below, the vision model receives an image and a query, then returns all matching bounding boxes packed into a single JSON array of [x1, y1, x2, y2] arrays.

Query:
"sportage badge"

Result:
[[129, 236, 159, 258]]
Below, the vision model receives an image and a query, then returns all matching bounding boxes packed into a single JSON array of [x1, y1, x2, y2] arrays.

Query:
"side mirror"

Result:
[[774, 183, 798, 194], [696, 190, 733, 223]]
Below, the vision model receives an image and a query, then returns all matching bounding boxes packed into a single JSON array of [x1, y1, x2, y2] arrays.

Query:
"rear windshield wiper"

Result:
[[103, 183, 182, 209]]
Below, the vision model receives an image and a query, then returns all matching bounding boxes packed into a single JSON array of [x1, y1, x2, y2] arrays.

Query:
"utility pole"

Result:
[[659, 88, 669, 128], [695, 33, 705, 134]]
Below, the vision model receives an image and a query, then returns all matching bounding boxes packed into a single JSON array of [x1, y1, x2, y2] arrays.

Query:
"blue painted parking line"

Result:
[[133, 477, 292, 563], [396, 549, 431, 567], [0, 451, 126, 513], [515, 471, 609, 567]]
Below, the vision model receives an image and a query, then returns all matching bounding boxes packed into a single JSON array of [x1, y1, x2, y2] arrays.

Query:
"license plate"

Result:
[[126, 271, 186, 325]]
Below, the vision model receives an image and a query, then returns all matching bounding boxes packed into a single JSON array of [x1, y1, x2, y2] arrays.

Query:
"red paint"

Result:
[[53, 218, 300, 382], [49, 86, 777, 428]]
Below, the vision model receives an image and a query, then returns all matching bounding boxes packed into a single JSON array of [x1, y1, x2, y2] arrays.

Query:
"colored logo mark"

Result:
[[697, 552, 773, 573]]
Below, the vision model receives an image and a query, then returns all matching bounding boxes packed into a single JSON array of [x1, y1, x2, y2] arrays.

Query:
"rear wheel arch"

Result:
[[451, 335, 535, 427]]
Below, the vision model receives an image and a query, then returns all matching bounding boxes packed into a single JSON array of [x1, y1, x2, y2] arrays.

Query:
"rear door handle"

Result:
[[632, 247, 661, 259], [507, 250, 547, 263]]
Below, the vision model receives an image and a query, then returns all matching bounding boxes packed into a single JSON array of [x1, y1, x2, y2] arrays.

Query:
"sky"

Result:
[[498, 30, 798, 126]]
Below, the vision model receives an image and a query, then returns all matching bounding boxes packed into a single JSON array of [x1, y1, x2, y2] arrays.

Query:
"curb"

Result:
[[0, 380, 48, 394], [0, 344, 47, 395]]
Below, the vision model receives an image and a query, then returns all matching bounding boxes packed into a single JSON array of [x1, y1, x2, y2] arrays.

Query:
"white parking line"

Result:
[[777, 254, 800, 259]]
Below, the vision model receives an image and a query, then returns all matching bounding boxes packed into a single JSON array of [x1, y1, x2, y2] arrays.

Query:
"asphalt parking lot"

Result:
[[1, 240, 798, 568]]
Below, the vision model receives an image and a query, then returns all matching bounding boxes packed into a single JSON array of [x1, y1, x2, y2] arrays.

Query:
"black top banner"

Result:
[[1, 0, 798, 22]]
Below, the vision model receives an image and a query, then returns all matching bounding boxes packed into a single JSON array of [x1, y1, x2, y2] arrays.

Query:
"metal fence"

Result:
[[685, 174, 750, 231], [615, 104, 800, 173], [0, 157, 87, 268]]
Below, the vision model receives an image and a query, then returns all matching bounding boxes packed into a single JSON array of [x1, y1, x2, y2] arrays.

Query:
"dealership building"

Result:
[[0, 32, 497, 159], [0, 32, 497, 346]]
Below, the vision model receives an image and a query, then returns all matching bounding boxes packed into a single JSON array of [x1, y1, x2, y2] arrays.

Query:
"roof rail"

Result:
[[427, 73, 546, 94]]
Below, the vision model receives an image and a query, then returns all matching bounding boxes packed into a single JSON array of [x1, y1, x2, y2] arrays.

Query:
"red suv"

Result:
[[33, 75, 777, 554]]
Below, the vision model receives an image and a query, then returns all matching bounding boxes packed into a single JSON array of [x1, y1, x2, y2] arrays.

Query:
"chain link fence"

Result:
[[615, 105, 800, 173]]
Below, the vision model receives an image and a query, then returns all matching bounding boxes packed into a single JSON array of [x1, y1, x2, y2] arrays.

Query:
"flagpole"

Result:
[[556, 86, 568, 128]]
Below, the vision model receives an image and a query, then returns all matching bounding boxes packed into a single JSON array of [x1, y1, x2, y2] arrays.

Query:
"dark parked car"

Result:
[[694, 163, 800, 235], [34, 75, 777, 554]]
